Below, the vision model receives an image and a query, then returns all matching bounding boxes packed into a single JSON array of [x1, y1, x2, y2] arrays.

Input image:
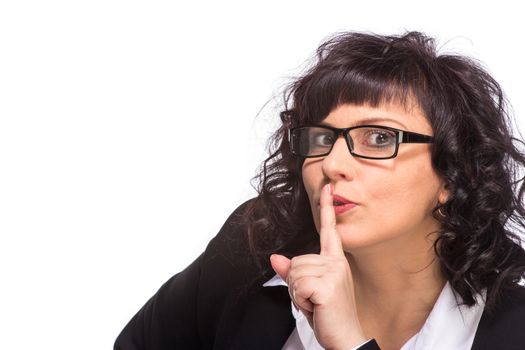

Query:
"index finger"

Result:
[[319, 183, 345, 256]]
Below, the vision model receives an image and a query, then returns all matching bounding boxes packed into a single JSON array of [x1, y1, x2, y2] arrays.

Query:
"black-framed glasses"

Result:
[[289, 125, 433, 160]]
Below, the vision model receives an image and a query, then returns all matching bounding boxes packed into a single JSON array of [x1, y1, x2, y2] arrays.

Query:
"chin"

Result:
[[337, 224, 384, 250]]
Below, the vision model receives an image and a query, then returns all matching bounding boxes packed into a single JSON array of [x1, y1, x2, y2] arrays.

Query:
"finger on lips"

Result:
[[271, 184, 349, 322], [320, 183, 345, 256]]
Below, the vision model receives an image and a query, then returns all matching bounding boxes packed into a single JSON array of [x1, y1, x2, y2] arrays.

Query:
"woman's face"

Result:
[[302, 102, 448, 253]]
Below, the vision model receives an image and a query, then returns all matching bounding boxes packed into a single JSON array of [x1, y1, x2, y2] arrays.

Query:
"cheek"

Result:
[[364, 178, 419, 228], [368, 167, 439, 220], [302, 159, 320, 191], [365, 155, 441, 216], [301, 161, 323, 224]]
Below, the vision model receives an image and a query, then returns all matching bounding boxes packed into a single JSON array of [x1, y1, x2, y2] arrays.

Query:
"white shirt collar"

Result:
[[263, 274, 486, 350]]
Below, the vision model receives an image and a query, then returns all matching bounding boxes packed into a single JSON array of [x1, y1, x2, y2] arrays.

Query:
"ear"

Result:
[[437, 181, 450, 204]]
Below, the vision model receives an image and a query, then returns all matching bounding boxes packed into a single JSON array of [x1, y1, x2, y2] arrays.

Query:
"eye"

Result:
[[363, 130, 396, 147], [313, 133, 334, 147]]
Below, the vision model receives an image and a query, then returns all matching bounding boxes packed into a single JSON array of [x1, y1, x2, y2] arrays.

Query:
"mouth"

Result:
[[333, 202, 356, 215], [317, 193, 357, 215], [332, 194, 355, 206]]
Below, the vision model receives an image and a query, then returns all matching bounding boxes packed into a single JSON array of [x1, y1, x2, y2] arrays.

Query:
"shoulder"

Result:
[[472, 284, 525, 350], [201, 197, 261, 278], [114, 199, 263, 350], [203, 198, 254, 260], [197, 197, 271, 305]]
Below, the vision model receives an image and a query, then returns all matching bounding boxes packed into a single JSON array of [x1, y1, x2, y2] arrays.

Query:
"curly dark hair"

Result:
[[242, 31, 525, 315]]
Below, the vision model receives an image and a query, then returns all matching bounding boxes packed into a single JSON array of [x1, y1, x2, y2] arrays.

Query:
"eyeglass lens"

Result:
[[291, 126, 398, 158]]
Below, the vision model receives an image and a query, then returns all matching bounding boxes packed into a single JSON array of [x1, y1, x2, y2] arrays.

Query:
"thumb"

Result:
[[270, 254, 291, 282]]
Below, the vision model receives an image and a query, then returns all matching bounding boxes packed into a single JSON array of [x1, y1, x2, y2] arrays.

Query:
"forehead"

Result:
[[321, 102, 432, 134]]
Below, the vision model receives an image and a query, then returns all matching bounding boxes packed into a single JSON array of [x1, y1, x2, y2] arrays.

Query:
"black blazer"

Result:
[[115, 201, 525, 350]]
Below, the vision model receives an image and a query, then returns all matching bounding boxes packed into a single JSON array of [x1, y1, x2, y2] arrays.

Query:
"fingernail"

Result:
[[326, 183, 333, 195]]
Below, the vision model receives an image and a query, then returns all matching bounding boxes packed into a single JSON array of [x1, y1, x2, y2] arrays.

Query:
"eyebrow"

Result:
[[320, 117, 408, 129]]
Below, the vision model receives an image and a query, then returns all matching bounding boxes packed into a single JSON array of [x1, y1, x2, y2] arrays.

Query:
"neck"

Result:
[[346, 229, 446, 341]]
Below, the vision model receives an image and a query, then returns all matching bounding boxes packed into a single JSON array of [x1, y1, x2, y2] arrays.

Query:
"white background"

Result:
[[1, 1, 524, 349]]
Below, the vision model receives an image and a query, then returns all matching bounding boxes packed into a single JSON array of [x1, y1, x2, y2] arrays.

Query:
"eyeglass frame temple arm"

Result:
[[399, 131, 433, 143]]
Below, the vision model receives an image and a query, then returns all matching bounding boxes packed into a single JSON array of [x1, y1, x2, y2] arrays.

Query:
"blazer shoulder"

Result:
[[203, 197, 255, 257], [198, 196, 263, 295], [114, 198, 260, 350], [471, 284, 525, 350]]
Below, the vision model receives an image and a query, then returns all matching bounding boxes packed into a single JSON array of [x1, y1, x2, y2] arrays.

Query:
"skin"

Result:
[[271, 102, 449, 350]]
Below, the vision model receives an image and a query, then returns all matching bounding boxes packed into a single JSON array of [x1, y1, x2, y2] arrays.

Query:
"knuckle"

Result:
[[293, 278, 305, 293], [287, 269, 296, 282], [292, 278, 301, 291]]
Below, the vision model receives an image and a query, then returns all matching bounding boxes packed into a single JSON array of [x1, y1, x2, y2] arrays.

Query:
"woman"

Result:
[[115, 31, 525, 349]]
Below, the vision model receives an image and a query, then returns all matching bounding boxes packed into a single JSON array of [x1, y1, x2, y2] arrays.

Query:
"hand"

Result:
[[270, 183, 367, 350]]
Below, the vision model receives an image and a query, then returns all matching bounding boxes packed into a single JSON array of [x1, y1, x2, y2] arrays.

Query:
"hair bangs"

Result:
[[296, 61, 427, 126]]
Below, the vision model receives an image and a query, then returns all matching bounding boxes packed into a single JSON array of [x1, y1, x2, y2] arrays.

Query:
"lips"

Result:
[[332, 194, 354, 206], [316, 193, 357, 215], [333, 202, 356, 215]]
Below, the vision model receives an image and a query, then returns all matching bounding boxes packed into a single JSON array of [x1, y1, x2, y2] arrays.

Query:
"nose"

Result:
[[321, 135, 356, 181]]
